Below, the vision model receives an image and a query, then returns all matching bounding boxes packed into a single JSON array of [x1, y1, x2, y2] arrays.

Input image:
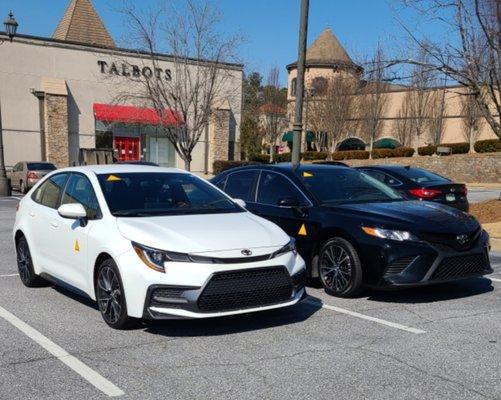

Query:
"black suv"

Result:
[[212, 164, 491, 297]]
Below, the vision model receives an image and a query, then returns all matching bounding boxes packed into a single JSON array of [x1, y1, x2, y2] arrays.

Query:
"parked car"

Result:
[[10, 162, 57, 194], [356, 165, 469, 212], [115, 160, 160, 166], [212, 164, 491, 297], [312, 161, 349, 167], [13, 165, 306, 329]]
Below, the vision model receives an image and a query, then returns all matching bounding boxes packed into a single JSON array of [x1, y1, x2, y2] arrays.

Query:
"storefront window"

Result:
[[95, 121, 176, 167]]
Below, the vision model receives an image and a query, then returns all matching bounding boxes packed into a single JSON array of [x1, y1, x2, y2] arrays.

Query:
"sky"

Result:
[[0, 0, 448, 85]]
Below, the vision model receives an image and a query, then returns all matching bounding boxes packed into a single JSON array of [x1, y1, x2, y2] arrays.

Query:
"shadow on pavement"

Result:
[[142, 299, 321, 337], [365, 277, 494, 304]]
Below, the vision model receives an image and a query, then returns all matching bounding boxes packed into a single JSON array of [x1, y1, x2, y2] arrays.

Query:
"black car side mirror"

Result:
[[277, 197, 301, 208]]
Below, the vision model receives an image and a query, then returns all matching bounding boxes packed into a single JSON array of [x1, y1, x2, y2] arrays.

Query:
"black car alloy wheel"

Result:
[[318, 237, 362, 297], [96, 260, 133, 329], [16, 236, 45, 287]]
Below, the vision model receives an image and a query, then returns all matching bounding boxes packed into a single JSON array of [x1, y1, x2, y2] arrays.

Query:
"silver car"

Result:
[[9, 162, 57, 193]]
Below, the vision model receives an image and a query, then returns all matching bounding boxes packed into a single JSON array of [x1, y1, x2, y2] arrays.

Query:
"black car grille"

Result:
[[420, 227, 481, 251], [384, 256, 416, 276], [197, 267, 293, 312], [431, 253, 489, 281]]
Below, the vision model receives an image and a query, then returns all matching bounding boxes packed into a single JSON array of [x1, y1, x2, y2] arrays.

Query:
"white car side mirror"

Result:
[[58, 203, 87, 219], [233, 198, 247, 209]]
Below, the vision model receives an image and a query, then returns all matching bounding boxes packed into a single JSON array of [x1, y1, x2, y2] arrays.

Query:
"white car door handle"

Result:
[[50, 221, 59, 228]]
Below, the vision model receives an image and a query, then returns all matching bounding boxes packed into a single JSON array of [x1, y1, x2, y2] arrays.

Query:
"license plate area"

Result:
[[446, 194, 456, 202]]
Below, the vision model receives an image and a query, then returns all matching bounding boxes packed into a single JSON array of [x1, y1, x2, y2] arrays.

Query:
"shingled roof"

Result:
[[287, 28, 361, 72], [53, 0, 115, 48]]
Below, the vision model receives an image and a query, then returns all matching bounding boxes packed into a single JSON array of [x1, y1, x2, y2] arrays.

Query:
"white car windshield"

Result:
[[97, 172, 242, 217]]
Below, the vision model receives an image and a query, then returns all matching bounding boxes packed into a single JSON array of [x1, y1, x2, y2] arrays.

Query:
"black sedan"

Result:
[[211, 164, 491, 297], [356, 165, 469, 212]]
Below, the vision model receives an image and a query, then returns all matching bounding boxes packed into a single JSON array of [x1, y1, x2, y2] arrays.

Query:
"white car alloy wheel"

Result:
[[12, 165, 306, 329]]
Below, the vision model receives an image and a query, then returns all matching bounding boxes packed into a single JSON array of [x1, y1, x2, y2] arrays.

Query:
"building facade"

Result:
[[0, 0, 242, 172], [286, 28, 498, 151]]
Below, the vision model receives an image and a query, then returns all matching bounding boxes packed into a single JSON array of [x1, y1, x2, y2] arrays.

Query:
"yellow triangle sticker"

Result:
[[74, 240, 80, 252], [303, 172, 313, 177], [298, 224, 307, 236], [107, 175, 122, 182]]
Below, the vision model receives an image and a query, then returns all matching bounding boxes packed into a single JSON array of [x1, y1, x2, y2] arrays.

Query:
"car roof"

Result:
[[357, 164, 416, 172], [55, 164, 188, 175], [220, 162, 351, 175]]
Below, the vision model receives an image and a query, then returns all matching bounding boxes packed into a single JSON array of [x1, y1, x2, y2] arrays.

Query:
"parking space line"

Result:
[[0, 273, 19, 277], [0, 305, 125, 397], [490, 277, 501, 283], [305, 297, 426, 334]]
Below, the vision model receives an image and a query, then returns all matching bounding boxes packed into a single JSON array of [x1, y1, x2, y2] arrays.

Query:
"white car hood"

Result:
[[116, 211, 290, 255]]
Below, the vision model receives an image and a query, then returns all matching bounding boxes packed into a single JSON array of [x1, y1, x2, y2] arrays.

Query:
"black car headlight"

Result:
[[362, 227, 419, 242], [132, 242, 191, 273], [273, 238, 297, 258]]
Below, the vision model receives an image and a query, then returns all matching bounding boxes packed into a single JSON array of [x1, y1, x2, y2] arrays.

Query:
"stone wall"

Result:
[[209, 108, 230, 171], [344, 153, 501, 183], [44, 94, 70, 167]]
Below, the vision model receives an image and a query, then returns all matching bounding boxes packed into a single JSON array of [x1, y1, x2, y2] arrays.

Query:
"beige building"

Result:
[[286, 28, 498, 151], [0, 0, 242, 172]]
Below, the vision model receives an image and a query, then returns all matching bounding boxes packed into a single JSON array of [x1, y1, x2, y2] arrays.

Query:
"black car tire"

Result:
[[96, 259, 135, 330], [16, 236, 47, 287], [318, 237, 363, 298]]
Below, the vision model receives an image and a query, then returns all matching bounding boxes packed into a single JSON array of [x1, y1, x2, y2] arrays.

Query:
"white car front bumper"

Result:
[[116, 248, 307, 319]]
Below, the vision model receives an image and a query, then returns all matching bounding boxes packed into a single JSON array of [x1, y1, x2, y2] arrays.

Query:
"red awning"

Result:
[[93, 103, 181, 126]]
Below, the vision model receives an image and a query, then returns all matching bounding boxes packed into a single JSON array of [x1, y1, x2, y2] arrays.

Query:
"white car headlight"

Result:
[[362, 227, 418, 242], [132, 242, 191, 273], [273, 238, 297, 257]]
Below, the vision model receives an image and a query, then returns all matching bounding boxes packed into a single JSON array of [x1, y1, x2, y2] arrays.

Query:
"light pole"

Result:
[[0, 11, 19, 196], [291, 0, 309, 168]]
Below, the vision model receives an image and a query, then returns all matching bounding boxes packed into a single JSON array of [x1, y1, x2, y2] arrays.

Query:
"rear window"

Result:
[[27, 163, 57, 171], [398, 168, 449, 184]]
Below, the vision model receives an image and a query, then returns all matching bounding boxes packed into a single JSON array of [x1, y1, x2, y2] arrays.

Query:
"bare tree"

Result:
[[308, 76, 358, 154], [461, 90, 485, 152], [393, 95, 413, 147], [428, 86, 448, 145], [116, 0, 241, 170], [406, 49, 435, 152], [261, 67, 287, 162], [359, 45, 389, 158], [396, 0, 501, 139]]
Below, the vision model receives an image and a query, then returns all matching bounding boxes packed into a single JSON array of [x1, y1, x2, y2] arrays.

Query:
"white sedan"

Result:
[[13, 165, 306, 329]]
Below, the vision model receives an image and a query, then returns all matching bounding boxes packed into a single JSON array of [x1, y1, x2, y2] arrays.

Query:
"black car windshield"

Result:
[[97, 172, 242, 217], [27, 162, 57, 171], [398, 167, 449, 184], [300, 168, 404, 205]]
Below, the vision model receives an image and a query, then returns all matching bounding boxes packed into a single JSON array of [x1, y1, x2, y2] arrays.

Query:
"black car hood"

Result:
[[326, 200, 479, 234]]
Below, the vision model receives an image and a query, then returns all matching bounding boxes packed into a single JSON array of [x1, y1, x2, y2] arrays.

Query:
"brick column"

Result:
[[41, 78, 69, 167]]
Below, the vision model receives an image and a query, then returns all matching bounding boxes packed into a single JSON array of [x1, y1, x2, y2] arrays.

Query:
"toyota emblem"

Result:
[[456, 234, 469, 245], [241, 249, 252, 256]]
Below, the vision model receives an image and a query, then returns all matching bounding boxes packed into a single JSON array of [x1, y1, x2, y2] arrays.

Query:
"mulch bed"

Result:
[[469, 200, 501, 224]]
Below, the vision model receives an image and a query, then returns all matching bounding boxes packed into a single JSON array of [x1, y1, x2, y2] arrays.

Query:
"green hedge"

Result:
[[331, 150, 370, 160], [441, 142, 470, 154], [274, 152, 292, 163], [302, 151, 328, 161], [212, 160, 262, 175], [371, 147, 415, 158], [418, 145, 437, 156], [474, 139, 501, 153], [249, 153, 270, 163]]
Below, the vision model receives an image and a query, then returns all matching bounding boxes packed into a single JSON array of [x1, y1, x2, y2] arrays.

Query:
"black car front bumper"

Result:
[[361, 230, 492, 288]]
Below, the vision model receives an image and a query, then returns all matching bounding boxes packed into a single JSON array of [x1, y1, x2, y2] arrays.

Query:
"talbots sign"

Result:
[[98, 60, 172, 81]]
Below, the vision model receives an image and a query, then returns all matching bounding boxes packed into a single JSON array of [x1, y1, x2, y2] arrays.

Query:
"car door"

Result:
[[251, 171, 313, 251], [11, 163, 21, 189], [55, 173, 102, 291], [29, 173, 69, 275]]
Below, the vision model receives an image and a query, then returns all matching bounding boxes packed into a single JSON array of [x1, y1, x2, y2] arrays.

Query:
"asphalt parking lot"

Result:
[[0, 195, 500, 400]]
